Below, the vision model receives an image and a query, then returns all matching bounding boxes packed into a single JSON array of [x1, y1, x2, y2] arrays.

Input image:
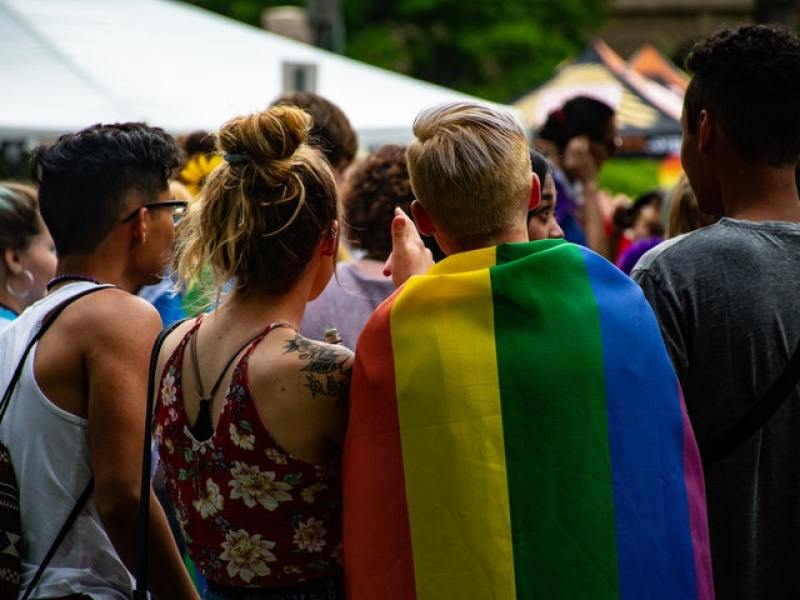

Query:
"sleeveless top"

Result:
[[0, 282, 132, 600], [154, 317, 343, 588]]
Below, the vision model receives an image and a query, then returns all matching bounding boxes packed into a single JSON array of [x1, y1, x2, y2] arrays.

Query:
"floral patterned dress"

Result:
[[153, 320, 343, 588]]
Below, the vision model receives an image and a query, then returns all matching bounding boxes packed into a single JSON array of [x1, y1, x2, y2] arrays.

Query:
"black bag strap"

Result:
[[702, 338, 800, 467], [1, 284, 115, 600], [134, 318, 188, 600], [20, 480, 94, 600]]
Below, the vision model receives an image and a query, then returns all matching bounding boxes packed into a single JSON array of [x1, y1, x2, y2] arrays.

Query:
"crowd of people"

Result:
[[0, 22, 798, 600]]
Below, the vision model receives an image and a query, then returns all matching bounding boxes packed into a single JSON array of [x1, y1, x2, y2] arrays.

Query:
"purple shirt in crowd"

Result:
[[300, 262, 395, 350]]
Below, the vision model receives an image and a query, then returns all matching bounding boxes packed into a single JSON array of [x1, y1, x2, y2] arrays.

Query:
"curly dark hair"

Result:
[[343, 145, 415, 260], [685, 25, 800, 166], [31, 122, 180, 256], [271, 92, 358, 172]]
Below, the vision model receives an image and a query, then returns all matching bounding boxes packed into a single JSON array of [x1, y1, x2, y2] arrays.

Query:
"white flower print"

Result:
[[292, 517, 326, 553], [229, 423, 255, 451], [228, 462, 292, 510], [283, 565, 302, 575], [219, 529, 277, 582], [192, 479, 224, 519], [265, 447, 287, 465], [161, 369, 177, 406], [300, 481, 328, 504]]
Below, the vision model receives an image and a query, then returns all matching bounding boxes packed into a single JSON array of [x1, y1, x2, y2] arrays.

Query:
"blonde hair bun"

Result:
[[218, 106, 313, 181], [175, 105, 338, 296]]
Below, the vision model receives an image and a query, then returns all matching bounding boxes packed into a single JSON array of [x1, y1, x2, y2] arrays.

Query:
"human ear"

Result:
[[131, 209, 147, 246], [529, 173, 541, 211], [697, 110, 714, 154], [410, 200, 435, 237], [320, 220, 339, 257], [3, 248, 22, 276]]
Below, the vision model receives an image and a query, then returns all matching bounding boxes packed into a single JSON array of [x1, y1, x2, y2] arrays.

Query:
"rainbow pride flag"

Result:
[[343, 239, 712, 599]]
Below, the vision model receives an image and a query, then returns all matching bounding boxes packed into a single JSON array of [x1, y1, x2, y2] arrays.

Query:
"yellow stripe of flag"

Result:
[[390, 246, 516, 599]]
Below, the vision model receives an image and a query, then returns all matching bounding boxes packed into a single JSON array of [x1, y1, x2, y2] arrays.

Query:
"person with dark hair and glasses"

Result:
[[122, 198, 187, 224], [0, 123, 199, 600], [632, 25, 800, 598], [537, 96, 620, 257]]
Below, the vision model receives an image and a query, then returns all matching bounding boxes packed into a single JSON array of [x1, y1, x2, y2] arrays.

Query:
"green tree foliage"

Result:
[[343, 0, 608, 102], [183, 0, 608, 102], [599, 158, 661, 199]]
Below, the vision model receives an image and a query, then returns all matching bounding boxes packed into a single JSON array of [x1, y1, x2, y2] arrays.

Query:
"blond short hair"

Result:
[[406, 102, 531, 243]]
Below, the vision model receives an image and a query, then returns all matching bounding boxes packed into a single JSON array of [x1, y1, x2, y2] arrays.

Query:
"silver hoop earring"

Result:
[[6, 269, 34, 299]]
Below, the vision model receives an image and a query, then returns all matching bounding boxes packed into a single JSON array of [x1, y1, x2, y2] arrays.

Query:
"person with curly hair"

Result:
[[301, 145, 420, 349], [632, 25, 800, 597]]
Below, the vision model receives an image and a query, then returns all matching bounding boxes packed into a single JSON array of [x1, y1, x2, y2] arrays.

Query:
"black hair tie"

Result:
[[224, 153, 249, 165]]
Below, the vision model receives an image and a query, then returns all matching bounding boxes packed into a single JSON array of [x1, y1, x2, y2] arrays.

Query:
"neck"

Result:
[[0, 281, 23, 315], [447, 224, 530, 255], [55, 254, 142, 294], [718, 163, 800, 222], [214, 284, 309, 334]]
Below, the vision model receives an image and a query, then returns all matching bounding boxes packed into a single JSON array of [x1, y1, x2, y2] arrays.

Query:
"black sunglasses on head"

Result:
[[122, 200, 188, 223]]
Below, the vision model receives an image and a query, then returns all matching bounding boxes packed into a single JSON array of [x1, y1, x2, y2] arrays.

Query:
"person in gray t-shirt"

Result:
[[632, 25, 800, 598]]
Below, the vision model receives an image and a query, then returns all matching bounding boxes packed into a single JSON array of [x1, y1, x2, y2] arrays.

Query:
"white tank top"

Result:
[[0, 283, 132, 599]]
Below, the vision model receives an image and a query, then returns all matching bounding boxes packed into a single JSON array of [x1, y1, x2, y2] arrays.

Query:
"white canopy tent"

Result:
[[0, 0, 505, 146]]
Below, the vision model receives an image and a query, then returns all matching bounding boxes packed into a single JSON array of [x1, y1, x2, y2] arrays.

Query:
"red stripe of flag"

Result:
[[343, 296, 417, 599]]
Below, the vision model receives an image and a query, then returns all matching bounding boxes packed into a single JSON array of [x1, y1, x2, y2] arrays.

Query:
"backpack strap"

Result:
[[1, 284, 115, 600], [702, 337, 800, 467], [20, 481, 94, 600], [0, 285, 113, 425], [133, 318, 188, 600]]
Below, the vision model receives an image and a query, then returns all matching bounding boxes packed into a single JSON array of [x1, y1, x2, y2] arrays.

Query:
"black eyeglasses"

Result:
[[122, 200, 188, 224]]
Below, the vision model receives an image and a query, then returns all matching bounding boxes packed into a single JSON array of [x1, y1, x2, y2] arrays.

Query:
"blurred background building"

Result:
[[603, 0, 799, 63]]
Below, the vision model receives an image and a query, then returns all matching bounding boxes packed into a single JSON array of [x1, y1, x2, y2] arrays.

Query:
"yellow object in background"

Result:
[[658, 154, 683, 189], [180, 154, 223, 197]]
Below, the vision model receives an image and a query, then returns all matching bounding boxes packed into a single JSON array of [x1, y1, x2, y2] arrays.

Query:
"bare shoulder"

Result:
[[281, 331, 354, 394], [247, 330, 353, 446], [59, 287, 161, 345], [250, 329, 354, 404]]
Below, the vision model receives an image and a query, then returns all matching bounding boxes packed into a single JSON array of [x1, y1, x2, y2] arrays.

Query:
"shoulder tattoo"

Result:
[[283, 335, 352, 406]]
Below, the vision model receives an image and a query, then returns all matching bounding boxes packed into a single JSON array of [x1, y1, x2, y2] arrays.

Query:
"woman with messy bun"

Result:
[[153, 106, 351, 599]]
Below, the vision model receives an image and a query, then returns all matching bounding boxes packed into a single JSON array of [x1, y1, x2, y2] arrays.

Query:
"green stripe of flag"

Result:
[[491, 241, 620, 597]]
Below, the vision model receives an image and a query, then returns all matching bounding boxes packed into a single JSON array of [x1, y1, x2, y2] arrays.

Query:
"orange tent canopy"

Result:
[[628, 45, 689, 94]]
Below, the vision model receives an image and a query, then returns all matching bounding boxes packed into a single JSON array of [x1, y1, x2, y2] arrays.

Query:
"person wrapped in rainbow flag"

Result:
[[343, 102, 713, 599]]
